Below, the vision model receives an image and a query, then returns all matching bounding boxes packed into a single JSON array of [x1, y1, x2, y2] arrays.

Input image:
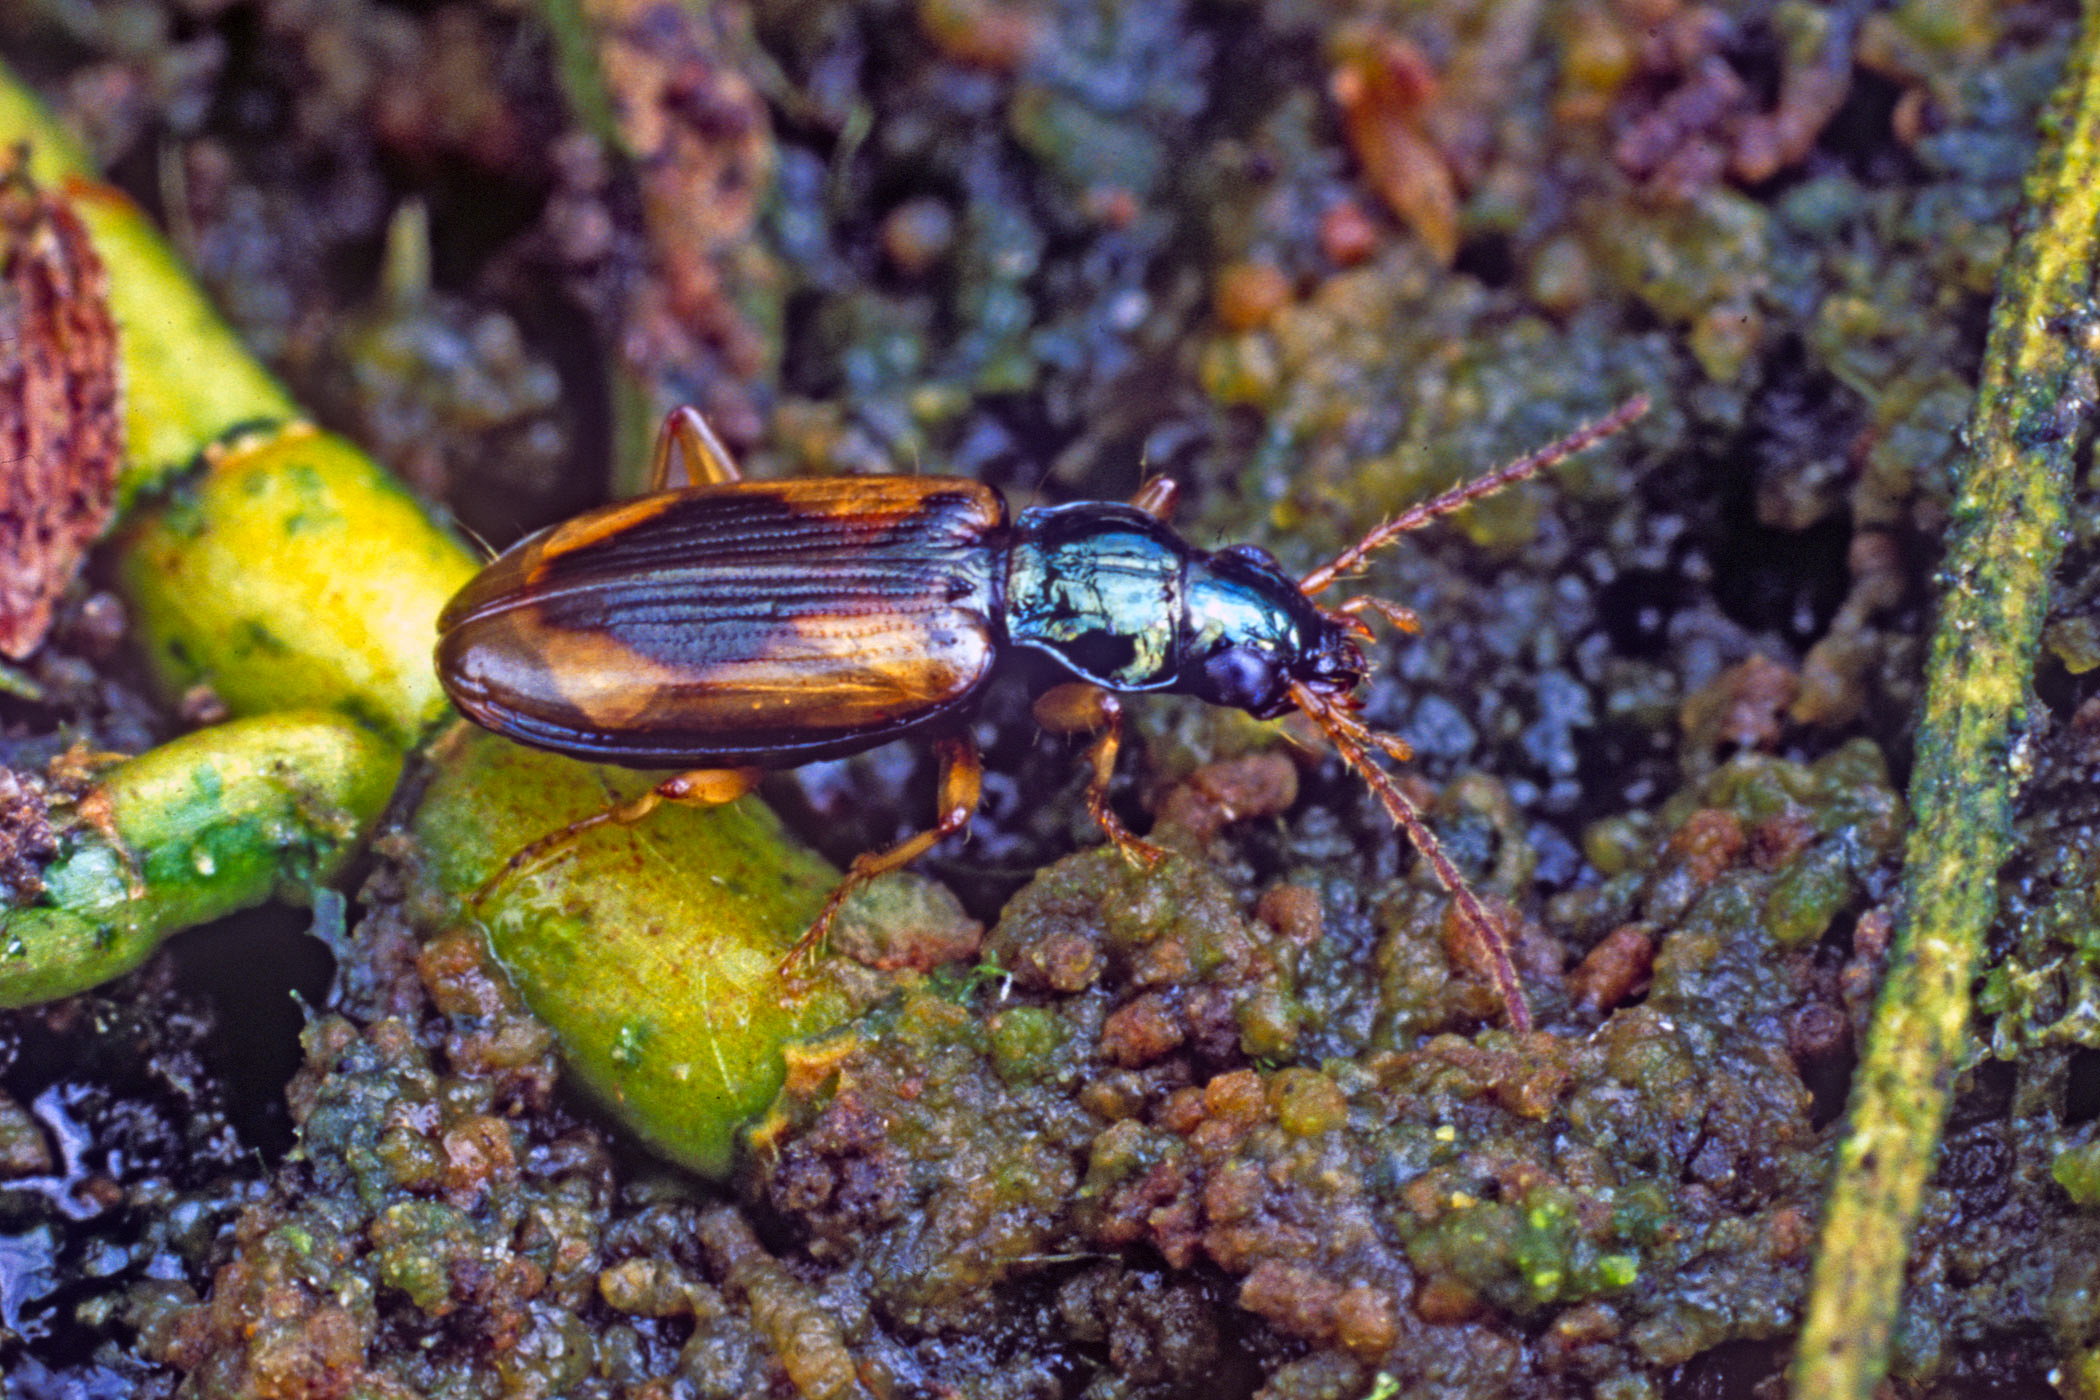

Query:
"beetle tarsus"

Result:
[[776, 736, 983, 979], [779, 886, 850, 983], [473, 809, 617, 907], [1032, 682, 1167, 867], [1098, 811, 1168, 869], [1335, 595, 1421, 634]]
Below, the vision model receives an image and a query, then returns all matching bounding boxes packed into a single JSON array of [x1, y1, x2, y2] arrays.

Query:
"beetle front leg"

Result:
[[782, 735, 984, 976], [1335, 594, 1421, 634], [476, 765, 764, 905], [1129, 476, 1179, 521], [648, 405, 745, 491], [1032, 682, 1167, 868]]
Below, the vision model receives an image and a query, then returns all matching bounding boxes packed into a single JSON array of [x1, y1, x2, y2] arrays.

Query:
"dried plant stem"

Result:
[[1791, 6, 2100, 1395]]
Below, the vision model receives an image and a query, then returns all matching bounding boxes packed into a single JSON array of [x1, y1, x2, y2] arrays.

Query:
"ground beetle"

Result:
[[437, 397, 1648, 1029]]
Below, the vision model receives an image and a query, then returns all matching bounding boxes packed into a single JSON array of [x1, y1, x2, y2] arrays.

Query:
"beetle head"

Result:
[[1179, 542, 1366, 719]]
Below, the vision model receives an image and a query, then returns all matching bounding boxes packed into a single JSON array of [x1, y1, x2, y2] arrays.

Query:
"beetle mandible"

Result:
[[436, 396, 1649, 1029]]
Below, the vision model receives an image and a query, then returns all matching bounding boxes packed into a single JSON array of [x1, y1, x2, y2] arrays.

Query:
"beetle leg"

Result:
[[648, 406, 745, 491], [475, 766, 763, 906], [1129, 476, 1179, 521], [783, 735, 983, 975], [1360, 728, 1413, 764], [1335, 594, 1421, 635], [1032, 682, 1168, 867]]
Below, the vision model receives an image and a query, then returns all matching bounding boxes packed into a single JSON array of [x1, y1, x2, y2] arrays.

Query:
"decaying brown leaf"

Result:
[[0, 155, 122, 660]]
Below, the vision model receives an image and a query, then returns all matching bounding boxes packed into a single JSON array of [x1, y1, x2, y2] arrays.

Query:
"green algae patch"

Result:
[[0, 712, 398, 1007], [165, 1014, 611, 1394], [408, 728, 855, 1178], [1405, 1182, 1643, 1317], [116, 424, 476, 748], [752, 980, 1105, 1337], [2054, 1143, 2100, 1209], [987, 1006, 1068, 1087]]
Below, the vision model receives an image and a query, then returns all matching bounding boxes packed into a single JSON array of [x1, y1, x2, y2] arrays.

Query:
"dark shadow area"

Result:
[[171, 904, 338, 1163]]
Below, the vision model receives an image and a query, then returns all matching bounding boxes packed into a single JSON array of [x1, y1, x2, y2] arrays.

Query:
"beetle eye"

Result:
[[1199, 644, 1283, 714]]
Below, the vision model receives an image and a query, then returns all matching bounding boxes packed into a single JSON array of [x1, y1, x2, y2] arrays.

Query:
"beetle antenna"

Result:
[[1300, 394, 1650, 596], [1289, 682, 1533, 1031]]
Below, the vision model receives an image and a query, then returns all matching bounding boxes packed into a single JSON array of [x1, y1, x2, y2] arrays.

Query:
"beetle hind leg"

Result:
[[475, 766, 764, 907], [782, 735, 984, 977], [648, 406, 745, 491], [1032, 682, 1167, 868]]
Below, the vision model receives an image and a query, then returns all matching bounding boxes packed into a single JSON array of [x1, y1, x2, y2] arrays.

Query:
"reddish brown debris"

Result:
[[1786, 1001, 1850, 1069], [1795, 529, 1906, 727], [1747, 807, 1819, 872], [2073, 694, 2100, 765], [1840, 904, 1895, 1035], [829, 878, 984, 972], [1566, 923, 1657, 1013], [163, 1212, 375, 1400], [1239, 1259, 1345, 1346], [415, 925, 558, 1099], [1611, 6, 1859, 198], [1101, 991, 1187, 1068], [1213, 261, 1294, 333], [1664, 808, 1747, 888], [1330, 25, 1460, 266], [437, 1114, 520, 1208], [0, 1086, 54, 1176], [1613, 54, 1751, 192], [1679, 654, 1800, 755], [1413, 1273, 1485, 1324], [1154, 751, 1300, 843], [916, 0, 1044, 73], [1002, 924, 1098, 993], [0, 160, 122, 660], [0, 767, 57, 901], [368, 6, 538, 173], [879, 197, 960, 279], [585, 0, 776, 441], [1253, 883, 1324, 948], [1318, 199, 1380, 267]]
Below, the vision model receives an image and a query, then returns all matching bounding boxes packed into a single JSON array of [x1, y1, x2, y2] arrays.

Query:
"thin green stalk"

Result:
[[1791, 6, 2100, 1394], [0, 714, 397, 1007]]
